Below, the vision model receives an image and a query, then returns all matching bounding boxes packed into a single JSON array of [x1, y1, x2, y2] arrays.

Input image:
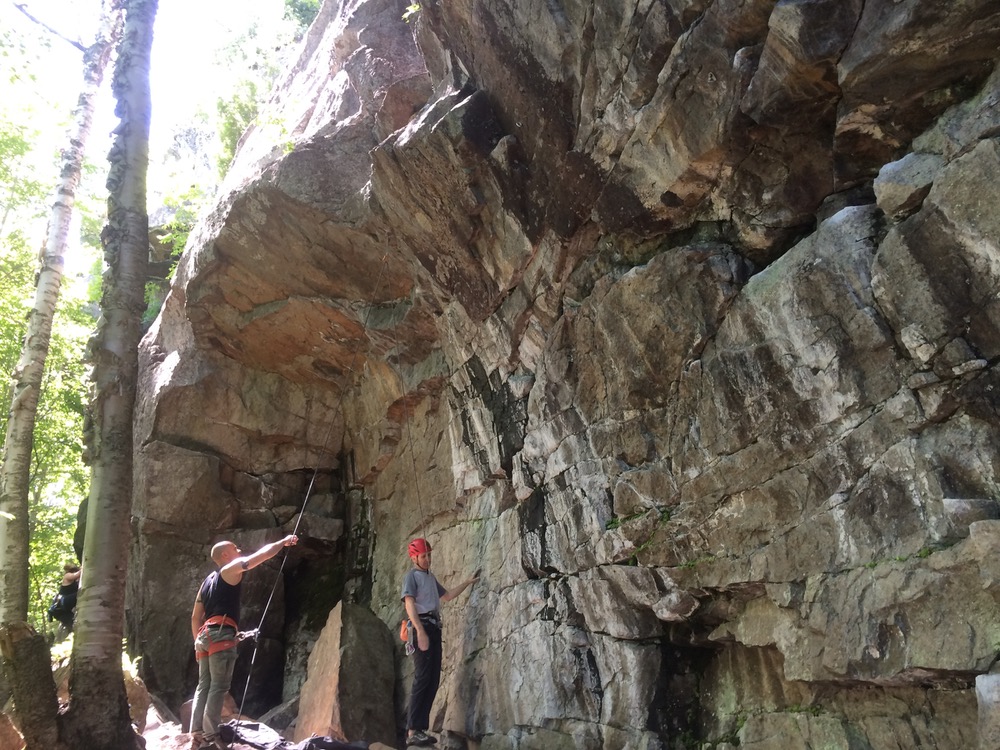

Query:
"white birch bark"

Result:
[[64, 0, 155, 746]]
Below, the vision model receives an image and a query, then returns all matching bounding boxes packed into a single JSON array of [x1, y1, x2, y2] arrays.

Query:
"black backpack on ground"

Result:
[[218, 720, 369, 750]]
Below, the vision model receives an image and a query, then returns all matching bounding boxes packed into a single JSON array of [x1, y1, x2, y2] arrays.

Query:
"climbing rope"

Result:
[[404, 407, 428, 538], [383, 299, 429, 538], [235, 254, 390, 717]]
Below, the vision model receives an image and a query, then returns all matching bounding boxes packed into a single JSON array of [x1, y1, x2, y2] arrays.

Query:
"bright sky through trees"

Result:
[[151, 0, 284, 122], [1, 0, 287, 204], [1, 0, 295, 296]]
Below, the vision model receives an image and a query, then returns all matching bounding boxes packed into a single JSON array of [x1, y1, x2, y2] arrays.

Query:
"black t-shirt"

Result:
[[198, 570, 241, 624], [58, 579, 79, 602]]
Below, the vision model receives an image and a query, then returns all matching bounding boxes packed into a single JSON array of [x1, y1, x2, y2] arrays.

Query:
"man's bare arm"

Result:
[[404, 596, 423, 634], [441, 570, 480, 603], [220, 534, 298, 585], [191, 598, 206, 641]]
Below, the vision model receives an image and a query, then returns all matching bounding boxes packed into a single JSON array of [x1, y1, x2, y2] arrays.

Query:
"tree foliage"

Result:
[[0, 241, 37, 399], [144, 182, 206, 328], [0, 8, 100, 635], [27, 297, 91, 629], [0, 120, 48, 230], [214, 7, 304, 178], [1, 197, 92, 636], [284, 0, 320, 34], [217, 76, 263, 176], [0, 23, 62, 232]]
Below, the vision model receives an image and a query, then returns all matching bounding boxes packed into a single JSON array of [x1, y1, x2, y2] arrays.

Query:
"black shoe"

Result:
[[407, 730, 437, 746]]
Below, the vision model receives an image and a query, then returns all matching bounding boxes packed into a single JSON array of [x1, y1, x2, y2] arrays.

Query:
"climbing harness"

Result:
[[194, 614, 240, 660]]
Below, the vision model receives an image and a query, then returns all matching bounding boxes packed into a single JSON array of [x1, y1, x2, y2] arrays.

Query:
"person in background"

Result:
[[402, 537, 479, 747], [47, 562, 81, 632], [190, 534, 298, 750]]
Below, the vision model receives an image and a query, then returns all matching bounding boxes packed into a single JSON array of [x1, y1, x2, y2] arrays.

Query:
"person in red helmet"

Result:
[[401, 537, 479, 747]]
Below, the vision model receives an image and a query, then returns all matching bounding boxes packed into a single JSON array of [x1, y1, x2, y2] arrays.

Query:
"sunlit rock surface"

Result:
[[131, 0, 1000, 747], [294, 602, 395, 746]]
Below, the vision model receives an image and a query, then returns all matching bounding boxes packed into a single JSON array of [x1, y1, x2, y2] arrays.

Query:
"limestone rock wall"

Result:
[[131, 0, 1000, 747]]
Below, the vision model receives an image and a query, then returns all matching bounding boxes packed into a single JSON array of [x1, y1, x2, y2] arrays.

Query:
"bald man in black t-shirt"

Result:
[[190, 534, 297, 749]]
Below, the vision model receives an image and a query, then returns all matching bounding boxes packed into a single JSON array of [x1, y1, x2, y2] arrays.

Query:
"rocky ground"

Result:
[[135, 693, 396, 750]]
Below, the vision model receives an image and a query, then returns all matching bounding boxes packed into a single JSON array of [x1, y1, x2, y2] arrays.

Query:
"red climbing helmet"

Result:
[[408, 538, 432, 557]]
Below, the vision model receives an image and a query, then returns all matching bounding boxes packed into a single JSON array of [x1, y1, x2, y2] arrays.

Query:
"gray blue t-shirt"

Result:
[[401, 567, 446, 615]]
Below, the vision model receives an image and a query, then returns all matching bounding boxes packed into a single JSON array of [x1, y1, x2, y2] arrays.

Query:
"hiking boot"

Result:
[[407, 730, 437, 746]]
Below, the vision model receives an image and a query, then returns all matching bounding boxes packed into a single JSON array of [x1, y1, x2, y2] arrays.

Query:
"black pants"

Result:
[[49, 596, 76, 631], [408, 622, 442, 731]]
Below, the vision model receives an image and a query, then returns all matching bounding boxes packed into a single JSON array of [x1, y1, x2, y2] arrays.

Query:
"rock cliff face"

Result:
[[130, 0, 1000, 747]]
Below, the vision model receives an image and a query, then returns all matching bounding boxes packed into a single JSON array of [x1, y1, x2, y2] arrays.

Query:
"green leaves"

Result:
[[0, 17, 96, 631], [284, 0, 320, 35], [0, 118, 48, 224], [0, 238, 91, 629], [217, 78, 262, 177]]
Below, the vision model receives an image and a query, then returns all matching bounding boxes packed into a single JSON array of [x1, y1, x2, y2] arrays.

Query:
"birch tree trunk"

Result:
[[0, 623, 64, 750], [0, 0, 124, 627], [63, 0, 155, 746]]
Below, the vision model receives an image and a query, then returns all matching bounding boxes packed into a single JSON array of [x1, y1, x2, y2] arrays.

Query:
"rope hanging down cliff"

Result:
[[235, 254, 391, 716], [384, 301, 429, 539]]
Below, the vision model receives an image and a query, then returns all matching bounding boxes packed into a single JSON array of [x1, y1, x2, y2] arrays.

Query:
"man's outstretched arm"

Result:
[[220, 534, 298, 584], [441, 570, 480, 603]]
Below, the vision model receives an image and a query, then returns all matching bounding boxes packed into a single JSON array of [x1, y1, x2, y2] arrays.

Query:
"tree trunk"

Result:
[[0, 0, 124, 626], [62, 0, 155, 747], [0, 0, 125, 729], [0, 622, 67, 750]]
